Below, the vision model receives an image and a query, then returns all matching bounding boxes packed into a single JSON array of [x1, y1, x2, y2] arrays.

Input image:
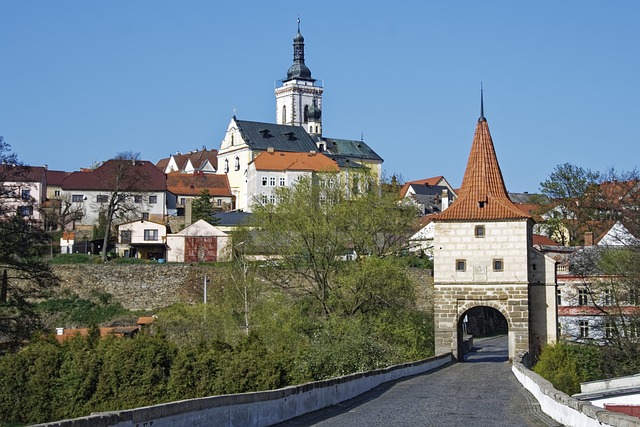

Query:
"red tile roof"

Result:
[[252, 151, 339, 172], [45, 170, 70, 186], [166, 172, 232, 197], [62, 160, 167, 192], [532, 234, 559, 246], [399, 176, 445, 198], [435, 117, 530, 221], [157, 149, 218, 172], [0, 165, 46, 183]]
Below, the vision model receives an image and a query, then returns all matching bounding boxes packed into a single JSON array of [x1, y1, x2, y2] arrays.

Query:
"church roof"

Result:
[[435, 97, 530, 222], [321, 137, 383, 162], [252, 150, 339, 172], [235, 120, 319, 153]]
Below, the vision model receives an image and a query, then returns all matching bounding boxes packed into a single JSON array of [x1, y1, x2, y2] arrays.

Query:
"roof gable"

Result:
[[173, 219, 227, 237], [597, 221, 639, 246]]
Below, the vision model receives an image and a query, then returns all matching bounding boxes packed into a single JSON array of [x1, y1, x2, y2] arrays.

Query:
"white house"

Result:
[[0, 165, 47, 222], [116, 219, 167, 260], [166, 219, 231, 263]]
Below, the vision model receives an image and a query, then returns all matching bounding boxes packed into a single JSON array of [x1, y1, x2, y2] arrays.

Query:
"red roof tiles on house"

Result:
[[62, 160, 167, 192], [435, 116, 530, 221], [252, 151, 339, 172], [399, 176, 445, 198], [166, 172, 232, 197]]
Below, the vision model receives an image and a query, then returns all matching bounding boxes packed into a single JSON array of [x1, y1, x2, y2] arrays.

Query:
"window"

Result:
[[269, 177, 276, 187], [281, 105, 286, 124], [262, 177, 268, 186], [279, 177, 286, 186], [234, 157, 240, 171], [269, 194, 276, 204], [629, 322, 639, 339], [579, 320, 590, 338], [217, 199, 222, 207], [603, 289, 614, 306], [474, 225, 485, 238], [142, 212, 149, 220], [557, 289, 562, 306], [180, 197, 186, 206], [18, 206, 33, 216], [493, 259, 503, 272], [261, 194, 268, 205], [72, 194, 84, 202], [21, 189, 30, 200], [144, 229, 158, 241], [456, 260, 466, 272], [224, 159, 229, 173], [604, 321, 615, 339], [629, 289, 640, 306], [578, 289, 589, 306], [97, 195, 108, 203], [134, 195, 143, 203], [149, 195, 158, 204], [120, 230, 132, 244], [54, 190, 61, 197]]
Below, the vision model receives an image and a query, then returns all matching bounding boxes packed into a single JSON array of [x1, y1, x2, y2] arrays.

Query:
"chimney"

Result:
[[441, 189, 449, 210], [267, 147, 275, 153], [584, 232, 594, 246], [56, 327, 64, 336]]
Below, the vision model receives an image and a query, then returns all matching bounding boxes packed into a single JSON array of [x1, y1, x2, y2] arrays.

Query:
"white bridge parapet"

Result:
[[512, 352, 640, 427]]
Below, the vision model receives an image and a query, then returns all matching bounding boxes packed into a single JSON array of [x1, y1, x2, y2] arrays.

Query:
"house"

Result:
[[166, 171, 233, 217], [217, 23, 383, 211], [0, 164, 47, 222], [247, 150, 339, 208], [400, 176, 457, 215], [407, 214, 436, 257], [156, 148, 218, 174], [548, 221, 640, 343], [116, 219, 167, 260], [573, 374, 640, 418], [61, 159, 168, 230], [166, 219, 231, 263], [212, 210, 252, 233]]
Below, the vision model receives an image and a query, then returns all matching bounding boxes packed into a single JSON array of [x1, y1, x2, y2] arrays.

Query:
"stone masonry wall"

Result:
[[52, 264, 226, 311], [51, 265, 434, 313]]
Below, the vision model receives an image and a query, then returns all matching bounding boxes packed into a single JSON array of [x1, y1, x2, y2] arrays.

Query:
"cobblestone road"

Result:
[[273, 336, 563, 427]]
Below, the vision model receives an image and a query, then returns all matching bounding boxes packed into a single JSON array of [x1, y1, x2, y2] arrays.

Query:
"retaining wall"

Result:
[[34, 353, 453, 427], [512, 352, 640, 427]]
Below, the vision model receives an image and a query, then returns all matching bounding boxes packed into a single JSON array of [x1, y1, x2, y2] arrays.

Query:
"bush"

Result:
[[533, 342, 581, 395]]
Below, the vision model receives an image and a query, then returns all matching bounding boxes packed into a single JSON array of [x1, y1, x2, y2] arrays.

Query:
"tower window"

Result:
[[224, 159, 229, 173], [281, 106, 286, 124], [234, 157, 240, 171], [493, 259, 503, 272], [474, 225, 485, 238], [456, 259, 466, 272]]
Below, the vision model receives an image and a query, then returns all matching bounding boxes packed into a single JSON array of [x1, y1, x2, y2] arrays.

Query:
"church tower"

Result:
[[275, 19, 324, 136], [432, 92, 557, 361]]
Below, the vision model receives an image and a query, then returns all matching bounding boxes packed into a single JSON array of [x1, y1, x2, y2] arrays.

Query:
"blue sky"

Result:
[[2, 1, 639, 192]]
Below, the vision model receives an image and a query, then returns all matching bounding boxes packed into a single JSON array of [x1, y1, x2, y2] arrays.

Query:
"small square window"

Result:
[[134, 195, 143, 203], [279, 177, 286, 186], [72, 194, 84, 202], [149, 195, 158, 204], [144, 229, 158, 241], [456, 260, 466, 272], [493, 259, 503, 271], [475, 225, 485, 238], [96, 195, 108, 203], [21, 189, 31, 200], [262, 177, 268, 186], [142, 212, 149, 220]]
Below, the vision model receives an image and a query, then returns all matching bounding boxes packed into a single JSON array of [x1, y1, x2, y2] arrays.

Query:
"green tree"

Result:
[[250, 172, 418, 317], [0, 215, 59, 350], [533, 342, 581, 395], [191, 188, 220, 225], [538, 163, 600, 245]]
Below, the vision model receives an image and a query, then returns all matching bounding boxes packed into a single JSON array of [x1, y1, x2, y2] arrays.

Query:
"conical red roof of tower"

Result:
[[436, 114, 530, 221]]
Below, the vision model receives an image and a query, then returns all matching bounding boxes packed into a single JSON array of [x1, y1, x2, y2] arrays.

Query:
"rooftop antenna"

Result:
[[479, 82, 486, 122]]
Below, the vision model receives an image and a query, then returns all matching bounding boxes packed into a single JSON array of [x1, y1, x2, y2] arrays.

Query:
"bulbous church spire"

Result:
[[285, 18, 314, 82]]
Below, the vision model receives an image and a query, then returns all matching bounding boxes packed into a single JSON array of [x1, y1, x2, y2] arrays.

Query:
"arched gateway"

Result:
[[432, 93, 558, 362]]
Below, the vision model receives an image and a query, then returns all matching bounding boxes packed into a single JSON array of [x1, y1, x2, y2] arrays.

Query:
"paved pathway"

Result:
[[273, 335, 562, 427]]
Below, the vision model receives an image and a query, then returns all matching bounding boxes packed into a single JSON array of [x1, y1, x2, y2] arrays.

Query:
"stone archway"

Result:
[[457, 303, 509, 362]]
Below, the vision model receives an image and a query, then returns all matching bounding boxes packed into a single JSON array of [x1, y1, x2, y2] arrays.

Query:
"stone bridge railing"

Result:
[[34, 354, 453, 427], [512, 352, 640, 427]]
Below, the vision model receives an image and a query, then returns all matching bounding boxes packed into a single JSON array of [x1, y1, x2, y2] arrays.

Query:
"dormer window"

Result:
[[259, 129, 271, 138], [284, 132, 296, 141], [475, 225, 485, 238], [478, 201, 486, 208]]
